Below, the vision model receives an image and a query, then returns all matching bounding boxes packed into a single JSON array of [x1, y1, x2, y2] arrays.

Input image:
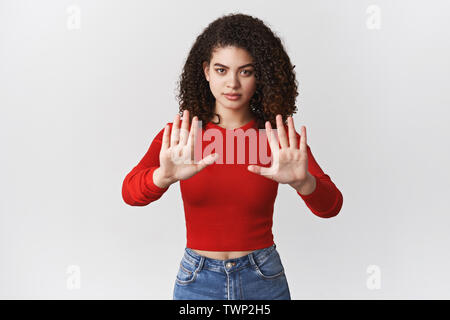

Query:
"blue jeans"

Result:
[[173, 243, 291, 300]]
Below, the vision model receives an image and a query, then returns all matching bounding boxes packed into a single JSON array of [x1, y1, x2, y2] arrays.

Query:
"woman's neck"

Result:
[[213, 105, 254, 130]]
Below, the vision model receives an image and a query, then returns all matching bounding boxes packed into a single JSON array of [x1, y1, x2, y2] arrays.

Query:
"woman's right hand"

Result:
[[156, 110, 219, 186]]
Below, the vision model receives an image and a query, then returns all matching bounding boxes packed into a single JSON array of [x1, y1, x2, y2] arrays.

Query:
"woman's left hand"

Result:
[[247, 114, 311, 189]]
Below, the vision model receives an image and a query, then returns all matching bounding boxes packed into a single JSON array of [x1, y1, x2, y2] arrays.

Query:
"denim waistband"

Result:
[[183, 243, 277, 271]]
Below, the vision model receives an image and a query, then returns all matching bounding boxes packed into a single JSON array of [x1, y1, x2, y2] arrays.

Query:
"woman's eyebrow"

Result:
[[213, 63, 255, 69]]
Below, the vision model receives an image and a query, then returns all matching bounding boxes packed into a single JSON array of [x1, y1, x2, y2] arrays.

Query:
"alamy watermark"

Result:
[[169, 120, 286, 176], [66, 264, 81, 290], [366, 264, 381, 290]]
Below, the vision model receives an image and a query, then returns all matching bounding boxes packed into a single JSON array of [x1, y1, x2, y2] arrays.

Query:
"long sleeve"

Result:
[[294, 131, 343, 218], [122, 124, 171, 206]]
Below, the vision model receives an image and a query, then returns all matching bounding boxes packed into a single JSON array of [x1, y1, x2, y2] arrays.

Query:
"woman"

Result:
[[122, 13, 343, 300]]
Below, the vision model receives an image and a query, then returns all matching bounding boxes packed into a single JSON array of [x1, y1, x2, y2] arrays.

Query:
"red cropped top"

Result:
[[122, 118, 343, 251]]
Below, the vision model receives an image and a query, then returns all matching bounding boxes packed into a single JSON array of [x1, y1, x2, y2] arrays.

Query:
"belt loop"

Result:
[[248, 251, 257, 267], [197, 256, 205, 271], [258, 244, 275, 265]]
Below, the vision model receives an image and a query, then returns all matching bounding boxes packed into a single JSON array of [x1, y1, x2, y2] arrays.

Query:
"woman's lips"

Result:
[[224, 94, 241, 101]]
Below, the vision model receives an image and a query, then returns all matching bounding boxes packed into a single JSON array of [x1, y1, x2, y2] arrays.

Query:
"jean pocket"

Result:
[[252, 249, 285, 280], [175, 258, 199, 285]]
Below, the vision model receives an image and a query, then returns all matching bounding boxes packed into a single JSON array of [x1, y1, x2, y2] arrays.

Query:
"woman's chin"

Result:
[[221, 99, 248, 109]]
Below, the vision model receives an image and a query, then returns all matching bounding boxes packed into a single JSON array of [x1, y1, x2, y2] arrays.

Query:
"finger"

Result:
[[265, 121, 272, 144], [187, 116, 197, 161], [299, 125, 307, 154], [265, 120, 278, 151], [179, 110, 189, 146], [161, 124, 170, 150], [266, 120, 280, 160], [288, 116, 298, 150], [247, 165, 274, 179], [276, 114, 289, 149], [171, 113, 181, 146]]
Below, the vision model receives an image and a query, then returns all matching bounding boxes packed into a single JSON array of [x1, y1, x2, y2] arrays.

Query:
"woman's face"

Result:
[[203, 46, 256, 113]]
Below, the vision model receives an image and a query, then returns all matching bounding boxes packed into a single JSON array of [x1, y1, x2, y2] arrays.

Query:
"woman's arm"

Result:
[[293, 143, 343, 218], [122, 124, 172, 206]]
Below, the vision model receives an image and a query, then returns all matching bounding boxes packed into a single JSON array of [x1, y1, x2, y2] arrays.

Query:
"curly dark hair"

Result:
[[175, 13, 299, 130]]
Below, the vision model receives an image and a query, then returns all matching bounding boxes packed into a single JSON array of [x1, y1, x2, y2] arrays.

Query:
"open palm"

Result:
[[159, 110, 218, 182], [248, 114, 309, 185]]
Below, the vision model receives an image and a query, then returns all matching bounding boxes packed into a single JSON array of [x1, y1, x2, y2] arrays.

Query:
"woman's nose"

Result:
[[226, 76, 240, 88]]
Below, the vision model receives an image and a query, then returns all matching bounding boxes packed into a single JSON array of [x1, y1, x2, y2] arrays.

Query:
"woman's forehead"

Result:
[[211, 46, 253, 62]]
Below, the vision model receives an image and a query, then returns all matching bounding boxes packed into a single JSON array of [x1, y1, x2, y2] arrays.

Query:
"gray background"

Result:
[[1, 0, 449, 299]]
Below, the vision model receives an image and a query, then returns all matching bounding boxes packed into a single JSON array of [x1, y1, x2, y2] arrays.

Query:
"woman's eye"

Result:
[[215, 69, 253, 75]]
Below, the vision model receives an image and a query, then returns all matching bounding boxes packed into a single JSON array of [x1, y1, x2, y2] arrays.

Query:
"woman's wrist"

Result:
[[290, 173, 317, 196], [153, 167, 175, 189]]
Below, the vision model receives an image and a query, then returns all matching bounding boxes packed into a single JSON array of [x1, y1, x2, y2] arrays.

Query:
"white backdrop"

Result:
[[1, 0, 449, 299]]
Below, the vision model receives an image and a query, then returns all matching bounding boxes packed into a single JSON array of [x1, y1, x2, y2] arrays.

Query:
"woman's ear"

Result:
[[202, 61, 210, 82]]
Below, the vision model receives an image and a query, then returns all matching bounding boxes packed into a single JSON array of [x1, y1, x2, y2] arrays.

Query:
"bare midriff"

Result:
[[191, 249, 255, 261]]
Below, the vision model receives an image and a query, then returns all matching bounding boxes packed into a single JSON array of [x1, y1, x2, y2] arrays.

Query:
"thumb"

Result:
[[196, 153, 219, 170], [248, 165, 262, 174], [248, 165, 275, 178]]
